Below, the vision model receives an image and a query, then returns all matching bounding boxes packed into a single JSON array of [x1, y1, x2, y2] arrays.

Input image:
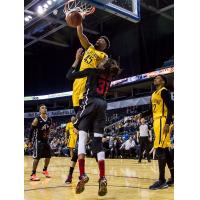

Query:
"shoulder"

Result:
[[161, 87, 170, 96], [87, 45, 94, 51], [32, 117, 39, 126]]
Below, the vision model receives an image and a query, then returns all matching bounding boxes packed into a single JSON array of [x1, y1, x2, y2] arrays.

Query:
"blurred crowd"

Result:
[[24, 105, 173, 160]]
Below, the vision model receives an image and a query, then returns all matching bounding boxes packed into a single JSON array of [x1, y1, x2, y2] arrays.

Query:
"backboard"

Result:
[[82, 0, 140, 23]]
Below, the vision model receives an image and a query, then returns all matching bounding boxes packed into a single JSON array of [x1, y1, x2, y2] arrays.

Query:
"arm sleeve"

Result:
[[66, 68, 94, 80], [29, 125, 36, 142], [161, 89, 174, 124]]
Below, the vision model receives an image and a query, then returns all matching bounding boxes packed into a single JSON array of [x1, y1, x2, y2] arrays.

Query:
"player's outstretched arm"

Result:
[[77, 23, 92, 49]]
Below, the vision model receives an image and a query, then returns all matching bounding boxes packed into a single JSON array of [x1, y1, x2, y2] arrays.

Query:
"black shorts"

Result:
[[74, 97, 107, 133], [33, 140, 51, 159]]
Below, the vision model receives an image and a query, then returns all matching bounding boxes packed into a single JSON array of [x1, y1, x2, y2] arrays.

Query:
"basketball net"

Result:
[[64, 0, 95, 18]]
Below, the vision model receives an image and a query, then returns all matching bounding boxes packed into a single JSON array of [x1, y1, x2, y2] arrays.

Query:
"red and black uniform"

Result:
[[67, 68, 111, 133], [29, 116, 52, 159]]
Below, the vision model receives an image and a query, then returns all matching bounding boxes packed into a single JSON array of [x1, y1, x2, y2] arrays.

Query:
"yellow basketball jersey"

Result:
[[72, 45, 107, 106], [66, 122, 75, 137], [151, 87, 168, 119]]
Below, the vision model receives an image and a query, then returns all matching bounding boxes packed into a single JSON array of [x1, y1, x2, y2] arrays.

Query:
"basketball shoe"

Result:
[[42, 170, 51, 178], [149, 180, 168, 190], [166, 178, 174, 186], [65, 175, 72, 184], [75, 174, 89, 194], [98, 177, 107, 196], [30, 174, 40, 181]]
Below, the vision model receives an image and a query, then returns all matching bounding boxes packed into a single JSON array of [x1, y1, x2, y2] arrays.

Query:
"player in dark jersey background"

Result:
[[65, 48, 110, 185], [66, 48, 121, 196], [28, 104, 52, 181]]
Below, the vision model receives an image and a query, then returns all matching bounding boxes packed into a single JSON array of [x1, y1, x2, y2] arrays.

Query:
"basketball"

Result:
[[65, 11, 82, 28]]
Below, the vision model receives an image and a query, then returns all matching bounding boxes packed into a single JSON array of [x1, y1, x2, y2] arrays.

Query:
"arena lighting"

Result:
[[37, 5, 45, 15], [47, 0, 52, 5], [24, 17, 29, 22], [43, 3, 49, 9], [28, 15, 32, 19], [53, 0, 57, 2]]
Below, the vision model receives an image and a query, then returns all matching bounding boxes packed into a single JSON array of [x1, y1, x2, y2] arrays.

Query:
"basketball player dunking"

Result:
[[28, 104, 52, 181], [73, 22, 110, 112], [136, 75, 174, 190], [65, 19, 110, 184], [67, 48, 121, 196]]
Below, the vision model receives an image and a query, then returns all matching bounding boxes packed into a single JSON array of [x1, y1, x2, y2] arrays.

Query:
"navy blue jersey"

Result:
[[34, 115, 52, 142]]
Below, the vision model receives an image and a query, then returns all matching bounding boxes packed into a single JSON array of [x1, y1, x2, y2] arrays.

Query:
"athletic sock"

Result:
[[78, 159, 85, 177], [31, 170, 36, 175], [98, 160, 105, 178], [69, 167, 74, 176], [43, 167, 47, 171], [157, 149, 166, 182]]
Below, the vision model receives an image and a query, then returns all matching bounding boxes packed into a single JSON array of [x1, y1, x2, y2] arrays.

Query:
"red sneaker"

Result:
[[42, 170, 51, 178], [30, 174, 40, 181]]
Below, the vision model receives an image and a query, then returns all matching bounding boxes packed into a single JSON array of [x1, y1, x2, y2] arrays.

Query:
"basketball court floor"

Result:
[[24, 156, 174, 200]]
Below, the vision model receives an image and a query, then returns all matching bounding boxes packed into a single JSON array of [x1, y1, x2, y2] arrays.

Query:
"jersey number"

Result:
[[84, 55, 93, 64], [153, 104, 156, 112]]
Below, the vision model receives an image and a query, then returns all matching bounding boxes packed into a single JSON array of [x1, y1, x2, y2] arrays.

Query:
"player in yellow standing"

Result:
[[65, 116, 77, 158], [72, 22, 110, 112], [136, 75, 174, 190]]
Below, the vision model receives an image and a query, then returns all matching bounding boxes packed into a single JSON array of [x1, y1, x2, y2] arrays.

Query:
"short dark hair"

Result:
[[39, 104, 46, 109], [155, 75, 167, 85], [100, 36, 110, 50]]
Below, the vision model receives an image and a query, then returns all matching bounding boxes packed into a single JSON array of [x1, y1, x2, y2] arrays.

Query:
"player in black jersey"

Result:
[[66, 48, 121, 196], [65, 49, 108, 185], [28, 104, 52, 181]]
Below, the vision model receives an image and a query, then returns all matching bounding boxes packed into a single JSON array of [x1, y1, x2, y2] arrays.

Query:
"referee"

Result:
[[137, 118, 152, 163]]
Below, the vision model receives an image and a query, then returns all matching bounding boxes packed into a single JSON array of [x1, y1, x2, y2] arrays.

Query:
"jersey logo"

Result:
[[41, 124, 49, 130]]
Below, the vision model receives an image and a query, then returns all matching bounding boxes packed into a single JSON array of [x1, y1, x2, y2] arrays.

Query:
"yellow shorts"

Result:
[[72, 78, 87, 107], [153, 117, 171, 148], [67, 135, 77, 149]]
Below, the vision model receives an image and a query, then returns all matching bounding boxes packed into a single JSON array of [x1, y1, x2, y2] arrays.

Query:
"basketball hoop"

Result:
[[64, 0, 96, 18]]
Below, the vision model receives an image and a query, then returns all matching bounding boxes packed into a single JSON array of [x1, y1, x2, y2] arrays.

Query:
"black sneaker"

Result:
[[166, 178, 174, 186], [148, 160, 151, 163], [65, 175, 72, 184], [138, 160, 141, 163], [75, 174, 89, 194], [149, 180, 168, 190], [98, 177, 107, 196]]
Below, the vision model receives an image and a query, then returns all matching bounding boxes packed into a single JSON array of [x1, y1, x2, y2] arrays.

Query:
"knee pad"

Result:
[[78, 130, 88, 155], [97, 151, 105, 161]]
